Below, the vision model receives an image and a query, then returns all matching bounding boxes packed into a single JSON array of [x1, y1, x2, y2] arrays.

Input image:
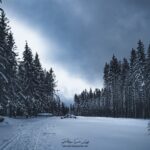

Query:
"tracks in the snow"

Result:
[[0, 120, 33, 150], [33, 123, 44, 150], [0, 128, 22, 150], [0, 118, 57, 150]]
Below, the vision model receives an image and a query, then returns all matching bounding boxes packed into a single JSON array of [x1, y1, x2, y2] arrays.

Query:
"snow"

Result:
[[0, 63, 6, 69], [0, 72, 8, 83], [37, 113, 53, 116], [0, 117, 150, 150]]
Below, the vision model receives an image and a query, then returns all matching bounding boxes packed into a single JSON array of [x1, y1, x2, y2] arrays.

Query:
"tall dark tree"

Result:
[[0, 7, 67, 117], [5, 32, 18, 117], [135, 40, 146, 117], [0, 9, 9, 115], [73, 40, 150, 118], [109, 55, 121, 117], [43, 68, 56, 113], [145, 45, 150, 118], [32, 52, 43, 114], [18, 42, 35, 116], [121, 58, 129, 117]]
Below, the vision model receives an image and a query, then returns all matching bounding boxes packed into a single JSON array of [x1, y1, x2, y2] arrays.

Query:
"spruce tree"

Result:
[[0, 9, 9, 115], [136, 40, 146, 117], [145, 45, 150, 117], [21, 42, 35, 116], [33, 52, 43, 114], [6, 32, 18, 117], [43, 68, 56, 113]]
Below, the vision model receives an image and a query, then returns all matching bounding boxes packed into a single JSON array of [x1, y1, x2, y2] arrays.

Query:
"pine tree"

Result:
[[32, 52, 43, 114], [109, 55, 121, 117], [136, 40, 146, 118], [0, 9, 9, 115], [73, 41, 150, 118], [0, 7, 64, 117], [137, 40, 145, 62], [128, 48, 137, 117], [145, 45, 150, 117], [103, 63, 111, 115], [121, 58, 129, 117], [43, 68, 56, 113], [20, 42, 35, 116], [74, 94, 80, 115], [6, 32, 18, 117], [61, 102, 69, 115]]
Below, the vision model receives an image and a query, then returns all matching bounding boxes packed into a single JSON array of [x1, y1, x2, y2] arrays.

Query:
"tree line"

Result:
[[73, 40, 150, 118], [0, 8, 68, 117]]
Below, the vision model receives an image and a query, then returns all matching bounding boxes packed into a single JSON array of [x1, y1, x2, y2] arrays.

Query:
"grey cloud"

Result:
[[3, 0, 150, 83]]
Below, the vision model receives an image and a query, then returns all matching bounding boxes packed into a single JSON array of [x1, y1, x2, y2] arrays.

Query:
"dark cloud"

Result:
[[3, 0, 150, 83]]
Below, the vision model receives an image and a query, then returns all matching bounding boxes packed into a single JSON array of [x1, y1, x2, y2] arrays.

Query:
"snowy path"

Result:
[[0, 117, 150, 150], [0, 117, 57, 150]]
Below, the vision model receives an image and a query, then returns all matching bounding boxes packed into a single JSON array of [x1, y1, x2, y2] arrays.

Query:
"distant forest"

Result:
[[0, 7, 68, 117], [72, 40, 150, 118]]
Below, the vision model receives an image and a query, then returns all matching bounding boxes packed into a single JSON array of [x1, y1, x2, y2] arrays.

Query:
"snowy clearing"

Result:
[[0, 117, 150, 150]]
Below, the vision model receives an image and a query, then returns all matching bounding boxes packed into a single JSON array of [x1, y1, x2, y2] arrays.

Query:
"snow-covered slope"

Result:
[[0, 117, 149, 150]]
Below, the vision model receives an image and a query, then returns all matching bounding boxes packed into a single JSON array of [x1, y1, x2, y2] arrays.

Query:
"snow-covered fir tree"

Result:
[[73, 40, 150, 118], [0, 9, 12, 115], [0, 8, 68, 117]]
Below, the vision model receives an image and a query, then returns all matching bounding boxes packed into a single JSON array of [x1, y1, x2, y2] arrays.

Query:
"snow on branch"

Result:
[[0, 72, 8, 83], [0, 63, 6, 69]]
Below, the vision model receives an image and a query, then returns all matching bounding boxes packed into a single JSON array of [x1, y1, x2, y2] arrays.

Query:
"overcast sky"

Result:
[[2, 0, 150, 103]]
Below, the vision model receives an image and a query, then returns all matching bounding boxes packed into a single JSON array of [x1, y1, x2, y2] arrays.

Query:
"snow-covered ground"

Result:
[[0, 116, 150, 150]]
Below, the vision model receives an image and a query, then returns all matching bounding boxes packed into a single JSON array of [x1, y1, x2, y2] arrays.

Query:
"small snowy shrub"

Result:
[[0, 116, 4, 122]]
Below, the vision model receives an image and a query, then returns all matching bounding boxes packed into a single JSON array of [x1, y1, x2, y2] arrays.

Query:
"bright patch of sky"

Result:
[[7, 12, 102, 102]]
